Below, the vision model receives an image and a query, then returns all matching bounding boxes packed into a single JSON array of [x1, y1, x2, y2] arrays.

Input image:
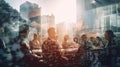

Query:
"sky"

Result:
[[5, 0, 76, 24]]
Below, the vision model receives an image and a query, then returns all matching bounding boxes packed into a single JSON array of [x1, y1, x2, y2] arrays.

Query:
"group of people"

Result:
[[0, 24, 120, 67], [76, 30, 120, 67]]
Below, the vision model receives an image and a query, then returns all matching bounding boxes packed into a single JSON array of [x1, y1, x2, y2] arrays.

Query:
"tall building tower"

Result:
[[77, 0, 85, 22], [20, 1, 41, 32], [47, 14, 55, 28], [20, 1, 32, 21], [56, 22, 75, 44], [41, 14, 55, 37], [77, 0, 120, 36]]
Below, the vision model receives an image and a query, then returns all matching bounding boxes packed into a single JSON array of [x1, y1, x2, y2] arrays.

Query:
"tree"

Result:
[[0, 0, 22, 27]]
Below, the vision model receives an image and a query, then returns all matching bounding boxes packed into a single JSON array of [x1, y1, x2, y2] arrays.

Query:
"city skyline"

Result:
[[5, 0, 76, 24]]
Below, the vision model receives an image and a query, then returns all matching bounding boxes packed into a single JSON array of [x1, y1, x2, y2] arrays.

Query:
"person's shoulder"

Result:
[[42, 38, 50, 45], [87, 41, 91, 44]]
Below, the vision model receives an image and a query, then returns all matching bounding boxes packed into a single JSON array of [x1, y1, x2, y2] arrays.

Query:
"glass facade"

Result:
[[77, 0, 120, 38], [79, 0, 120, 36], [95, 4, 120, 34]]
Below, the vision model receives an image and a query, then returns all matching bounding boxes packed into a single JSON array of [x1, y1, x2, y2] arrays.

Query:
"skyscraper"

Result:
[[77, 0, 120, 36], [20, 1, 41, 32], [20, 1, 32, 21], [41, 14, 55, 37]]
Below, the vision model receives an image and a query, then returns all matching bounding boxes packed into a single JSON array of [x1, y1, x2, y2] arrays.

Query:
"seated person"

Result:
[[42, 27, 68, 66], [62, 35, 70, 49], [29, 34, 41, 50]]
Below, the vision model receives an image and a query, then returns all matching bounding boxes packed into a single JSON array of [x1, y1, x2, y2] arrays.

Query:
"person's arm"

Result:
[[29, 41, 33, 50], [62, 42, 66, 49], [99, 41, 104, 48]]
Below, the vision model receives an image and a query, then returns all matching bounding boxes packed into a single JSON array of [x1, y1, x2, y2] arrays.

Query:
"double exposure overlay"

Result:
[[0, 0, 120, 67]]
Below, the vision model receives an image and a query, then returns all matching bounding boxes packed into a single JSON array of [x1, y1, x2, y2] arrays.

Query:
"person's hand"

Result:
[[61, 56, 69, 61], [32, 53, 42, 59]]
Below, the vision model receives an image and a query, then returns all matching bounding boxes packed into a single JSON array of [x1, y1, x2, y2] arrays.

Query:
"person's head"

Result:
[[19, 24, 29, 38], [19, 29, 29, 38], [73, 37, 78, 43], [96, 37, 102, 41], [104, 30, 115, 40], [47, 27, 56, 40], [81, 34, 87, 41], [96, 36, 102, 43], [64, 35, 69, 41], [33, 34, 38, 40], [90, 37, 95, 42]]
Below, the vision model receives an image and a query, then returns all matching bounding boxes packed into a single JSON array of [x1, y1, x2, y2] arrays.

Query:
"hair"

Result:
[[73, 37, 78, 43], [34, 33, 37, 36], [96, 36, 102, 41], [105, 30, 116, 39], [81, 34, 87, 38], [90, 37, 94, 39], [47, 27, 55, 33], [19, 24, 29, 34], [73, 37, 78, 40]]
